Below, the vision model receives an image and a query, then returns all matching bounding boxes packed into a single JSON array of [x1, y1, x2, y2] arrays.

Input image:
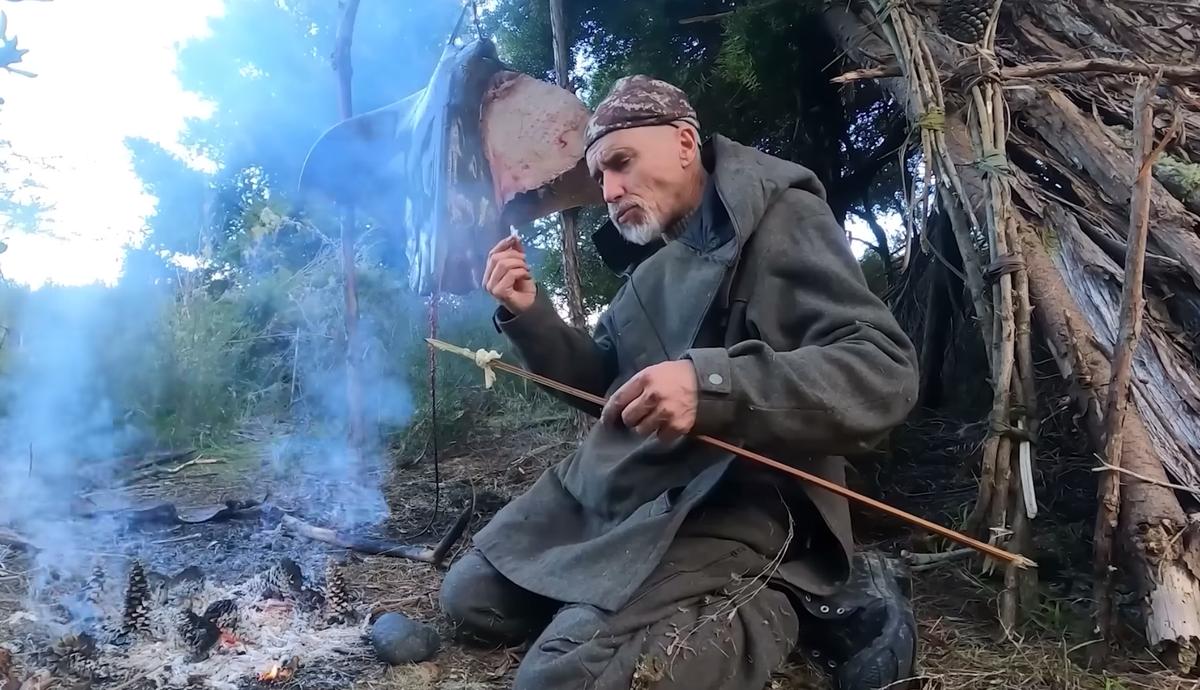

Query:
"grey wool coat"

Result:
[[473, 134, 919, 613]]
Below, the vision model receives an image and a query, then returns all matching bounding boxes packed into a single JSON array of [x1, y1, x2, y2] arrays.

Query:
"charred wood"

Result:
[[266, 502, 471, 567]]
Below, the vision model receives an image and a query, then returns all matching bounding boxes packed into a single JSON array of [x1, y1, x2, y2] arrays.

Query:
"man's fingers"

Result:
[[620, 390, 656, 430], [488, 235, 520, 258], [483, 248, 526, 289], [602, 374, 646, 424], [487, 258, 529, 293], [494, 267, 532, 295], [633, 408, 666, 437], [485, 256, 530, 294]]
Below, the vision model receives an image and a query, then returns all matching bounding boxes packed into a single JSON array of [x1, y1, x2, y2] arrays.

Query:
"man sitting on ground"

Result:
[[440, 75, 921, 690]]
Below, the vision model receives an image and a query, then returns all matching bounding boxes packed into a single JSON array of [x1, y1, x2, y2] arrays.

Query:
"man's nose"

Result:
[[602, 174, 624, 204]]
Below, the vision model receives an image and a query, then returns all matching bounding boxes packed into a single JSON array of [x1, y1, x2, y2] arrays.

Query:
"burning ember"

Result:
[[4, 556, 368, 690], [257, 656, 299, 684]]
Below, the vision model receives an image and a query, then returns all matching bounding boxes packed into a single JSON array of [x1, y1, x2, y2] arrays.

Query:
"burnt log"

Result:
[[264, 503, 471, 567]]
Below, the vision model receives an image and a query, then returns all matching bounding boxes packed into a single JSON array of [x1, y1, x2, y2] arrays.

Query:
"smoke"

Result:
[[129, 0, 468, 528], [0, 276, 170, 614], [0, 2, 492, 603]]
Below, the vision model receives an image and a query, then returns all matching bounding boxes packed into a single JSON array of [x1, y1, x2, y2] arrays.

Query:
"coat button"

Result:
[[708, 373, 724, 386]]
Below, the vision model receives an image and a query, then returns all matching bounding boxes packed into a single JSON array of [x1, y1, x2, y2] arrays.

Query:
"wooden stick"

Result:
[[271, 504, 471, 566], [832, 59, 1200, 85], [1092, 461, 1200, 497], [1093, 74, 1173, 649], [427, 338, 1036, 569]]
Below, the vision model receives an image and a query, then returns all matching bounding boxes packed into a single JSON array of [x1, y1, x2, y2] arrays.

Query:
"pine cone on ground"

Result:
[[83, 565, 105, 606], [47, 633, 96, 679], [202, 599, 239, 632], [940, 0, 994, 43], [177, 608, 219, 662], [323, 561, 356, 624], [263, 558, 304, 600], [121, 561, 152, 635]]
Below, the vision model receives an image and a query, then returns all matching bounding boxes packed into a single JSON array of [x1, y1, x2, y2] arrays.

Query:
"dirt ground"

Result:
[[2, 399, 1198, 689]]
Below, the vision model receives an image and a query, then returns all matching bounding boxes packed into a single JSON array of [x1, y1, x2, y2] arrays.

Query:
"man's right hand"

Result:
[[483, 235, 536, 314]]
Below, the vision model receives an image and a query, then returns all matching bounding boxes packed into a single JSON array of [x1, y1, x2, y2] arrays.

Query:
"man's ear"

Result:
[[678, 125, 701, 168]]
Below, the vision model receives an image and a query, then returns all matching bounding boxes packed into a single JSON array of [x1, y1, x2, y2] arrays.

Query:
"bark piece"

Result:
[[1021, 219, 1200, 665]]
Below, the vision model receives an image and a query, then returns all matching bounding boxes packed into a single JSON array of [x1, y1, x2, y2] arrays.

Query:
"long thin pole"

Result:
[[427, 338, 1035, 569]]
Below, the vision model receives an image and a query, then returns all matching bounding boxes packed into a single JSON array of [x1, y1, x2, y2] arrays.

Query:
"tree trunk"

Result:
[[549, 0, 587, 330], [333, 0, 366, 454], [826, 0, 1200, 665], [550, 0, 591, 440]]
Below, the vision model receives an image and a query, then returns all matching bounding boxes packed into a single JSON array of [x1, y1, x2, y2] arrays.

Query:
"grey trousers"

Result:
[[440, 536, 800, 690]]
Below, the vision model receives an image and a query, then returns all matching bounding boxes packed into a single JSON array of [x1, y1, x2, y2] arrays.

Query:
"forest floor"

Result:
[[0, 398, 1197, 689]]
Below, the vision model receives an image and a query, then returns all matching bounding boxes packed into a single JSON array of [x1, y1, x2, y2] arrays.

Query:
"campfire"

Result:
[[256, 657, 299, 684], [2, 552, 370, 690]]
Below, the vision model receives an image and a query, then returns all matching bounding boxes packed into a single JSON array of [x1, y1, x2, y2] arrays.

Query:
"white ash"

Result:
[[112, 576, 367, 690], [10, 569, 368, 690]]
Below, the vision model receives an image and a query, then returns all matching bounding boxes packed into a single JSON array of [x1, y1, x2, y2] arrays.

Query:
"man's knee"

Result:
[[514, 587, 799, 690], [440, 549, 555, 644]]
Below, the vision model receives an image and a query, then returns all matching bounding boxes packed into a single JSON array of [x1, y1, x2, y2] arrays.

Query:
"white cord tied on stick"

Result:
[[426, 338, 503, 389]]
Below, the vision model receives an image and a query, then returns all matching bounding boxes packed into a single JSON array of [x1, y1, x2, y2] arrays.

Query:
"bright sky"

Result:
[[0, 0, 222, 288]]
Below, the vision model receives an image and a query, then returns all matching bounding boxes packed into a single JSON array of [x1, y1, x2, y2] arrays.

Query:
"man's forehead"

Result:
[[586, 127, 671, 167]]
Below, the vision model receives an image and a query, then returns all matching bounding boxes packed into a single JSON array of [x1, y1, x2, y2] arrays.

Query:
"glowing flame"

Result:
[[257, 660, 297, 684]]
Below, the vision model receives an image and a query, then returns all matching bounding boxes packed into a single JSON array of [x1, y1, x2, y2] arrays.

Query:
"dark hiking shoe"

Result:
[[796, 551, 917, 690]]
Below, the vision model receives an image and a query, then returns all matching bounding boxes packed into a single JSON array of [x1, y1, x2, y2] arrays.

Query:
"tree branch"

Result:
[[678, 1, 784, 25], [1093, 74, 1178, 652], [333, 0, 366, 453], [833, 58, 1200, 85]]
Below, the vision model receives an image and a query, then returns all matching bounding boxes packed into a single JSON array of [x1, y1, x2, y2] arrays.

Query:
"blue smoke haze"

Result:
[[0, 0, 479, 564]]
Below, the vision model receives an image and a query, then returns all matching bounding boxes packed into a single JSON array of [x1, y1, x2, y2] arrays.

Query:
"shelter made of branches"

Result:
[[820, 0, 1200, 668]]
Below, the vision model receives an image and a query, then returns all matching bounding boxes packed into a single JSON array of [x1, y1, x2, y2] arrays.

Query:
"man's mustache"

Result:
[[609, 201, 642, 220]]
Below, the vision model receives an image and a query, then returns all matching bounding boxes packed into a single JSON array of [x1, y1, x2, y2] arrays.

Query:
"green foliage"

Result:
[[713, 10, 762, 93], [1155, 154, 1200, 209]]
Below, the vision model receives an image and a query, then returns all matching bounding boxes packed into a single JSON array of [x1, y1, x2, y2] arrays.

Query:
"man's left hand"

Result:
[[601, 360, 698, 442]]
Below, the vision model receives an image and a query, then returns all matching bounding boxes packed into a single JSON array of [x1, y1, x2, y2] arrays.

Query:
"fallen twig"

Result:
[[511, 440, 569, 466], [151, 533, 203, 546], [0, 527, 34, 552], [1093, 462, 1200, 497], [122, 457, 222, 486], [832, 58, 1200, 84], [902, 547, 974, 568]]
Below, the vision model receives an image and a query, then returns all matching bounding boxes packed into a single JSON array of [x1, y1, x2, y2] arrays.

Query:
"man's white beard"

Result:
[[615, 207, 665, 245], [618, 221, 664, 246]]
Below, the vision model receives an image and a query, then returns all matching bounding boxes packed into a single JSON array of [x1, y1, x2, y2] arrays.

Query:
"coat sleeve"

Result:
[[495, 285, 618, 416], [683, 189, 918, 456]]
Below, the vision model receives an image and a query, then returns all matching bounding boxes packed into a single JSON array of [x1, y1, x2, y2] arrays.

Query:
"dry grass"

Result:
[[3, 399, 1199, 689]]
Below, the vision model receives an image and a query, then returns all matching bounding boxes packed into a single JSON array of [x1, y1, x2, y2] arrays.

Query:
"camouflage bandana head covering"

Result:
[[585, 75, 700, 152]]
